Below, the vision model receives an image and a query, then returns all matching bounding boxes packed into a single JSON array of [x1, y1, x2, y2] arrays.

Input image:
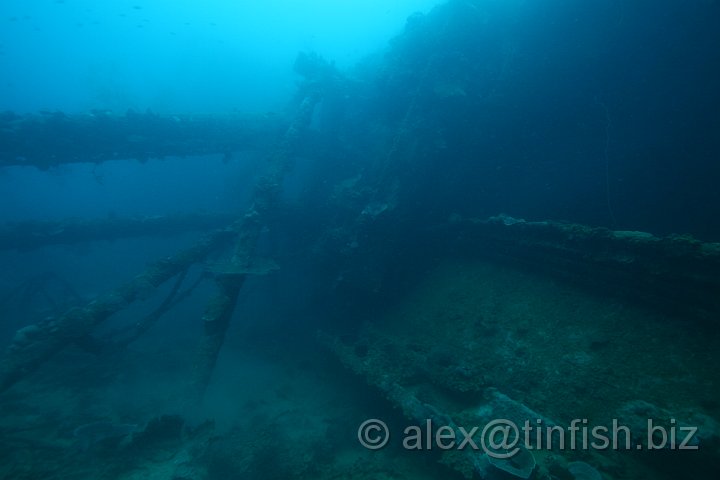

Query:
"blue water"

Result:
[[1, 0, 718, 236], [0, 0, 440, 113], [0, 1, 719, 479]]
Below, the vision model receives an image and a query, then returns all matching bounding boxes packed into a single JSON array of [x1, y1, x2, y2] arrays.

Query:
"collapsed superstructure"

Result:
[[1, 1, 719, 479]]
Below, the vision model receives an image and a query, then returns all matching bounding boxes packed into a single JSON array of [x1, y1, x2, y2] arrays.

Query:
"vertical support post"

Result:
[[187, 91, 323, 403]]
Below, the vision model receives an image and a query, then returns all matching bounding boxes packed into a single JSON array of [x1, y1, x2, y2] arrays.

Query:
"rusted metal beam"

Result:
[[0, 213, 237, 251], [189, 90, 323, 402], [0, 225, 237, 394], [0, 110, 285, 169], [450, 215, 720, 322]]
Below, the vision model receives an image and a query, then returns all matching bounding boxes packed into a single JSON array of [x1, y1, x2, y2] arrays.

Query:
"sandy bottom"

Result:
[[1, 257, 718, 479]]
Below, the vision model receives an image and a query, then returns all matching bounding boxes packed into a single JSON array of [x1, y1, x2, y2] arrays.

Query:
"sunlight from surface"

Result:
[[0, 0, 443, 113]]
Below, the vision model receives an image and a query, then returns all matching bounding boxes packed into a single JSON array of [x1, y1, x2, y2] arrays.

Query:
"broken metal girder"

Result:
[[0, 110, 286, 169], [0, 213, 237, 251], [0, 225, 237, 394], [450, 215, 720, 322], [319, 332, 548, 480], [188, 91, 324, 403], [0, 90, 323, 397]]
